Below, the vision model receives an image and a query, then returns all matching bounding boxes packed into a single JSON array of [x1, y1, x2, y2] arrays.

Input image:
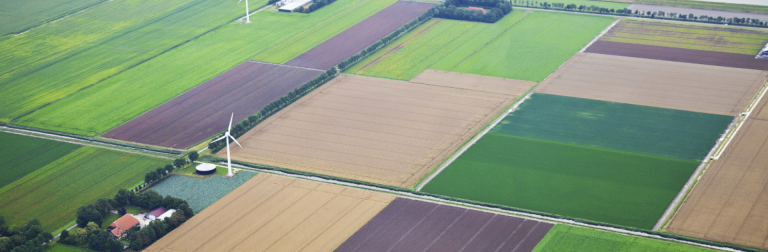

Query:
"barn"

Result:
[[278, 0, 313, 12]]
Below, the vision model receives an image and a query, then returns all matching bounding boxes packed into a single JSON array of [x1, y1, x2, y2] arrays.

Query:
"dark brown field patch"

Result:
[[103, 62, 322, 149], [586, 40, 768, 70], [335, 197, 554, 252], [285, 1, 436, 70]]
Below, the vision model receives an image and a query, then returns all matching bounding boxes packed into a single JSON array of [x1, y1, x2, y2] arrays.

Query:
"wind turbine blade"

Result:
[[229, 113, 234, 132], [237, 0, 242, 4], [211, 135, 227, 143], [230, 135, 242, 148]]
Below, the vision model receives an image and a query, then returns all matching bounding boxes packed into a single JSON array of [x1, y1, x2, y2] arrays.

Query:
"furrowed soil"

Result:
[[536, 53, 768, 116], [667, 118, 768, 249], [285, 1, 436, 70], [145, 173, 395, 252], [103, 62, 322, 149], [0, 132, 80, 188], [337, 197, 554, 252], [599, 19, 768, 55], [222, 74, 524, 188], [410, 70, 537, 95]]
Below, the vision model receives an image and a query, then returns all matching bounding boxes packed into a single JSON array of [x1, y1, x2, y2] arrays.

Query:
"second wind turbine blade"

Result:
[[230, 135, 242, 148], [211, 135, 227, 143]]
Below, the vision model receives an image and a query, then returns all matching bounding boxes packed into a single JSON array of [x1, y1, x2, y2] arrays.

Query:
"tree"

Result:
[[156, 167, 166, 176], [76, 205, 103, 228], [178, 203, 194, 218], [88, 230, 109, 251], [72, 229, 89, 245], [114, 189, 133, 206], [137, 190, 163, 209], [130, 238, 143, 251], [86, 222, 101, 236], [95, 198, 113, 215], [188, 152, 199, 162], [174, 158, 186, 168], [59, 230, 70, 245], [164, 164, 174, 173], [107, 238, 123, 252]]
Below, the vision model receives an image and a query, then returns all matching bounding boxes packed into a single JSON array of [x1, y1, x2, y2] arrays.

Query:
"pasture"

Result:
[[533, 225, 715, 251], [535, 53, 768, 116], [0, 0, 105, 36], [223, 74, 523, 187], [146, 173, 395, 252], [0, 132, 79, 188], [337, 197, 553, 251], [16, 0, 392, 136], [151, 172, 257, 213], [43, 244, 92, 252], [0, 147, 168, 231], [421, 134, 698, 229]]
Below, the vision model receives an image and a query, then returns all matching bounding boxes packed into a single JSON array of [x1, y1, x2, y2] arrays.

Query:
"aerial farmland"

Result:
[[3, 0, 768, 251]]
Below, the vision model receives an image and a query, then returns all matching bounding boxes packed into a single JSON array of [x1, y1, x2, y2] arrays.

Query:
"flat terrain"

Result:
[[223, 74, 522, 187], [145, 173, 395, 252], [43, 244, 92, 252], [0, 0, 105, 35], [422, 134, 698, 229], [151, 172, 257, 212], [16, 0, 391, 136], [410, 70, 537, 95], [336, 197, 554, 252], [286, 1, 436, 70], [586, 41, 768, 70], [103, 62, 322, 149], [0, 132, 80, 188], [535, 53, 768, 116], [533, 225, 715, 251], [493, 94, 731, 161], [600, 19, 768, 55], [0, 146, 168, 231], [667, 119, 768, 249]]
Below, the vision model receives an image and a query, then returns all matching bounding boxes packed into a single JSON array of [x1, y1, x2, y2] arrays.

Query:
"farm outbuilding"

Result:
[[278, 0, 313, 12], [108, 215, 140, 240]]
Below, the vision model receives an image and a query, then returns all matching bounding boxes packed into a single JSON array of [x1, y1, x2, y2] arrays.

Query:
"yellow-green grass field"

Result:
[[0, 147, 167, 231], [0, 0, 267, 123], [0, 132, 80, 188], [533, 225, 715, 251], [15, 0, 395, 136], [421, 134, 698, 229], [0, 0, 106, 36], [346, 11, 614, 82], [43, 244, 91, 252], [601, 19, 768, 55]]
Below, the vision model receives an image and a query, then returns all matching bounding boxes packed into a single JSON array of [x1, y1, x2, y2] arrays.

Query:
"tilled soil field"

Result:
[[103, 62, 322, 149], [145, 173, 395, 252], [285, 1, 436, 70], [535, 53, 768, 116], [222, 74, 522, 188], [586, 40, 768, 70], [336, 197, 554, 252], [667, 118, 768, 250], [410, 70, 537, 96]]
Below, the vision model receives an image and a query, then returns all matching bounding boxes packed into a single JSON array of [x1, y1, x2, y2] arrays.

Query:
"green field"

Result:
[[43, 244, 92, 252], [601, 19, 768, 55], [16, 0, 395, 136], [0, 147, 168, 231], [533, 225, 715, 251], [0, 0, 267, 123], [151, 172, 257, 212], [0, 0, 106, 36], [608, 0, 768, 14], [0, 132, 80, 188], [422, 134, 698, 229], [492, 94, 731, 160]]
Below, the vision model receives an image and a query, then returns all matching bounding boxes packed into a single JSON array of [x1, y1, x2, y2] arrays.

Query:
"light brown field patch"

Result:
[[410, 70, 537, 95], [145, 173, 395, 252], [222, 74, 520, 187], [535, 53, 768, 116], [667, 118, 768, 249]]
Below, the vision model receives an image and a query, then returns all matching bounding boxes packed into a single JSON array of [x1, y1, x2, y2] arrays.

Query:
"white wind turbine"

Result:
[[238, 0, 251, 24], [211, 113, 242, 177]]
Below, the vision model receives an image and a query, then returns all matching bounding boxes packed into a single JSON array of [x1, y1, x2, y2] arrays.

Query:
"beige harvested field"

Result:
[[752, 94, 768, 120], [667, 118, 768, 249], [222, 74, 522, 187], [145, 173, 395, 252], [536, 53, 768, 116], [410, 70, 537, 96]]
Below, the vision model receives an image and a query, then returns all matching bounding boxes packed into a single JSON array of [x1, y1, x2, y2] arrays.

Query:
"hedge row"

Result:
[[436, 0, 513, 23]]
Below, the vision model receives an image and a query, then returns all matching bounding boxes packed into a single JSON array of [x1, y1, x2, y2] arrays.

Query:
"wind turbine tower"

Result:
[[238, 0, 251, 23], [211, 113, 242, 177]]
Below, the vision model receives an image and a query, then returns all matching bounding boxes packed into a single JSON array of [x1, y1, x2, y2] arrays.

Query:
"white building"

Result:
[[278, 0, 313, 12]]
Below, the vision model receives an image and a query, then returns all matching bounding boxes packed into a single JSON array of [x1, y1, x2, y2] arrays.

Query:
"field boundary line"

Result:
[[450, 10, 534, 70], [580, 18, 621, 52], [414, 92, 532, 191], [712, 80, 768, 159], [11, 0, 110, 37], [249, 60, 324, 72], [223, 161, 744, 252]]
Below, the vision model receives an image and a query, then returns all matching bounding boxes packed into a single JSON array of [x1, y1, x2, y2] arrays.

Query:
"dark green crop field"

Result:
[[0, 132, 80, 188], [422, 134, 698, 229], [492, 94, 732, 161]]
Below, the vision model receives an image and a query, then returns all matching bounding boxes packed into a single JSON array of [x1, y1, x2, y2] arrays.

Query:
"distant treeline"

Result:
[[296, 0, 336, 13], [435, 0, 513, 23], [0, 216, 52, 252]]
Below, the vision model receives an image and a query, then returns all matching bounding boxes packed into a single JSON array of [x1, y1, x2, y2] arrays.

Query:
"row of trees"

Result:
[[142, 155, 195, 186], [59, 222, 121, 252], [296, 0, 336, 13], [0, 217, 53, 252], [436, 0, 513, 23]]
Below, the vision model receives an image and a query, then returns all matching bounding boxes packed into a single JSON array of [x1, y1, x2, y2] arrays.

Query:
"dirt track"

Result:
[[145, 173, 395, 252], [536, 53, 768, 116], [410, 70, 536, 95], [222, 74, 522, 187]]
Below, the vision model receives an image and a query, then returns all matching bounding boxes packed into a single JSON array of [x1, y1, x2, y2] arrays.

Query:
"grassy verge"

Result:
[[533, 224, 716, 251]]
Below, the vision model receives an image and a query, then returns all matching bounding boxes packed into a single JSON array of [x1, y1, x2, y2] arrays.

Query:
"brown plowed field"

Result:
[[103, 62, 322, 149], [586, 40, 768, 70], [145, 173, 395, 252], [410, 70, 537, 95], [285, 1, 436, 70], [336, 197, 554, 252], [221, 74, 518, 187], [535, 53, 768, 116], [752, 94, 768, 120], [667, 118, 768, 250]]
